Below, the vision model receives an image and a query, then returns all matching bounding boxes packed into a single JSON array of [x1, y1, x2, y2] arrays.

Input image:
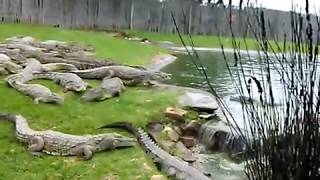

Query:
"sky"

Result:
[[230, 0, 320, 13]]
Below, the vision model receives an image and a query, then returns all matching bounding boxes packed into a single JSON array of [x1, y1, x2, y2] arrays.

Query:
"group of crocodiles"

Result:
[[0, 36, 212, 179], [0, 36, 170, 104], [0, 113, 211, 180]]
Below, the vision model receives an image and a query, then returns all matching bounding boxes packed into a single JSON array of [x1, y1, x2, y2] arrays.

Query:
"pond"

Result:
[[162, 51, 284, 129], [162, 50, 285, 179]]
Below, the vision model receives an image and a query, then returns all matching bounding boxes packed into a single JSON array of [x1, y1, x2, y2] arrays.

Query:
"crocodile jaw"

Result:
[[112, 136, 137, 148]]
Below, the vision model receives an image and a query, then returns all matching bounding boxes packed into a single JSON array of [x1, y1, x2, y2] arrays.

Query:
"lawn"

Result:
[[129, 30, 285, 52], [0, 24, 178, 179], [0, 23, 166, 65], [0, 79, 177, 180]]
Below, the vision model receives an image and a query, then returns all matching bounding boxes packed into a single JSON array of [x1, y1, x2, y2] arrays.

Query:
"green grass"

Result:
[[0, 23, 166, 65], [0, 24, 179, 179], [128, 30, 284, 51], [0, 78, 177, 180]]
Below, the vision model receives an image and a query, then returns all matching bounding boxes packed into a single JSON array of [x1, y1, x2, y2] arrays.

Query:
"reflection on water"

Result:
[[162, 51, 286, 179], [163, 51, 284, 128]]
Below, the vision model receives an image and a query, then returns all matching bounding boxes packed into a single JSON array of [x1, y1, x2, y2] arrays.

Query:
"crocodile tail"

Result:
[[99, 121, 139, 138]]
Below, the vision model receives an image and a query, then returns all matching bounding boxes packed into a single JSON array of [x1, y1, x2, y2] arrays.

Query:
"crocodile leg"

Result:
[[80, 145, 93, 160], [34, 97, 48, 104], [103, 69, 115, 79], [33, 97, 41, 104], [28, 136, 45, 155], [63, 86, 70, 93]]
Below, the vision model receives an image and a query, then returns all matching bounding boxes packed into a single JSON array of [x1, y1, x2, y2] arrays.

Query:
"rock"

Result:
[[159, 140, 176, 152], [175, 141, 197, 162], [146, 122, 164, 133], [180, 136, 197, 148], [178, 91, 219, 113], [150, 175, 165, 180], [182, 120, 201, 136], [199, 112, 216, 120], [163, 126, 180, 142], [164, 107, 187, 121], [173, 126, 183, 135]]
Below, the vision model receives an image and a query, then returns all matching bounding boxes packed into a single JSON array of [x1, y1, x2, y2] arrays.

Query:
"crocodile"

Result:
[[71, 65, 171, 86], [21, 58, 49, 74], [5, 76, 63, 104], [81, 77, 125, 101], [100, 122, 211, 180], [5, 72, 34, 87], [32, 72, 88, 92], [0, 113, 136, 160], [42, 63, 78, 72], [0, 66, 8, 75], [0, 54, 22, 73]]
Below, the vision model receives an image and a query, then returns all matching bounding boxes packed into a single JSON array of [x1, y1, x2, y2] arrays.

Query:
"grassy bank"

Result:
[[0, 79, 177, 179], [129, 30, 283, 51], [0, 24, 178, 179]]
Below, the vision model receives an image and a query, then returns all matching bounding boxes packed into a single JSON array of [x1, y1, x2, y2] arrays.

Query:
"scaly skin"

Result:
[[5, 77, 63, 104], [20, 58, 48, 74], [71, 65, 171, 86], [42, 63, 78, 72], [0, 113, 136, 160], [32, 72, 88, 92], [82, 77, 125, 101], [0, 65, 8, 75], [100, 122, 212, 180], [0, 54, 22, 73]]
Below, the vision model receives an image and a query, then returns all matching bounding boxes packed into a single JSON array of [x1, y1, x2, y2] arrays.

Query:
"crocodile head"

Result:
[[81, 88, 109, 101], [68, 83, 87, 92], [48, 93, 64, 104], [93, 134, 136, 151]]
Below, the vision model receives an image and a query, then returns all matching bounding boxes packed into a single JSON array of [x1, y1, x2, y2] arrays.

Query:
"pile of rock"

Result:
[[147, 104, 220, 163]]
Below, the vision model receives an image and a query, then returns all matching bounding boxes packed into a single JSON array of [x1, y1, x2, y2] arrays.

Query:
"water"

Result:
[[162, 51, 286, 179], [162, 51, 285, 129]]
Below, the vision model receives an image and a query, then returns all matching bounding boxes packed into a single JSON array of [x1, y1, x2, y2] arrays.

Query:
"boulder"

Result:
[[163, 126, 180, 142], [159, 140, 176, 153], [199, 112, 216, 120], [180, 136, 197, 148], [164, 107, 187, 121], [150, 175, 166, 180], [175, 141, 197, 162], [182, 120, 201, 136], [178, 91, 219, 113], [146, 122, 164, 133]]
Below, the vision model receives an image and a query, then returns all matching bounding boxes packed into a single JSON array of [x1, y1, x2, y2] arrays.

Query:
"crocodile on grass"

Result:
[[0, 113, 136, 160], [100, 122, 211, 180], [20, 58, 48, 74], [0, 54, 22, 74], [82, 77, 125, 101], [5, 74, 63, 104], [71, 65, 171, 86], [41, 63, 78, 72], [32, 72, 88, 92]]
